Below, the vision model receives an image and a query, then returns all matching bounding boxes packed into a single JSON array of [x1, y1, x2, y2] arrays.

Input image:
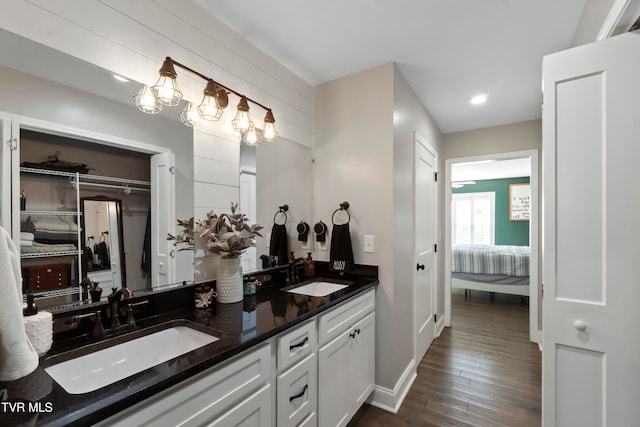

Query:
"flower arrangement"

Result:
[[168, 202, 263, 259]]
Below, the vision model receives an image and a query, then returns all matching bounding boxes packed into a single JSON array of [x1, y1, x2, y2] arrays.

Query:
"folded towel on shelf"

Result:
[[29, 215, 78, 232], [20, 242, 77, 254], [20, 232, 34, 242], [20, 240, 33, 247], [0, 226, 39, 381], [269, 223, 289, 266], [329, 223, 354, 273]]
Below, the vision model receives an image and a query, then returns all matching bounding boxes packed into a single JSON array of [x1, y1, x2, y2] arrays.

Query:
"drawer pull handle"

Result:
[[289, 384, 308, 402], [289, 337, 308, 351]]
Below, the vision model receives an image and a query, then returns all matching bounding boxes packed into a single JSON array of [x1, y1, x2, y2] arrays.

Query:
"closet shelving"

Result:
[[19, 167, 150, 295]]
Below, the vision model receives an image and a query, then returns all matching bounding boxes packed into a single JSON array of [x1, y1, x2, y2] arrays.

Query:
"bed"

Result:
[[451, 244, 530, 297]]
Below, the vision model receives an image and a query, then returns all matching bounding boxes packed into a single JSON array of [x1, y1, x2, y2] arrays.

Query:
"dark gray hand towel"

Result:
[[329, 223, 354, 273], [269, 223, 289, 266]]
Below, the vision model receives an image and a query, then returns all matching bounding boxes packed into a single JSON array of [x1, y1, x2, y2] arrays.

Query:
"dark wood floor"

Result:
[[351, 289, 541, 427]]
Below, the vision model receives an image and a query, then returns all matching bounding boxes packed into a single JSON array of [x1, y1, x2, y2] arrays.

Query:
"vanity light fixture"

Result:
[[133, 85, 162, 115], [231, 96, 253, 132], [179, 102, 198, 127], [134, 56, 279, 144]]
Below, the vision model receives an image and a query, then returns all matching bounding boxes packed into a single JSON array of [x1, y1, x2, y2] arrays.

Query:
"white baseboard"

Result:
[[436, 316, 445, 337], [369, 358, 417, 413], [538, 330, 543, 351]]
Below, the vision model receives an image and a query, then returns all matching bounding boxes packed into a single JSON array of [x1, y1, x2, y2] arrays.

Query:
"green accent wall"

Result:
[[453, 177, 530, 246]]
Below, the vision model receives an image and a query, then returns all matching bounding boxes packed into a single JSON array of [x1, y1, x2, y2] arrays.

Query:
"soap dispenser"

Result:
[[304, 253, 315, 278]]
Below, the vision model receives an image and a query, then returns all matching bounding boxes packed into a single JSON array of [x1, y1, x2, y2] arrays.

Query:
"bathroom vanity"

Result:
[[18, 264, 377, 426]]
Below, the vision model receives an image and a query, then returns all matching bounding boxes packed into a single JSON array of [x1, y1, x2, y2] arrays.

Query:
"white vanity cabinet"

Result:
[[276, 319, 318, 427], [317, 289, 375, 427], [96, 343, 272, 427], [92, 287, 375, 427]]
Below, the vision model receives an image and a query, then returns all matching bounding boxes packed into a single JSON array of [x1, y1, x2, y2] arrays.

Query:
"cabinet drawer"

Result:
[[98, 343, 271, 426], [22, 264, 70, 292], [209, 383, 272, 427], [277, 319, 316, 371], [277, 353, 317, 427], [318, 289, 375, 346]]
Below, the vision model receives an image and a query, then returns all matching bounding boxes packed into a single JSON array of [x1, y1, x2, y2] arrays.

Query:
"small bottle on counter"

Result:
[[304, 252, 315, 278]]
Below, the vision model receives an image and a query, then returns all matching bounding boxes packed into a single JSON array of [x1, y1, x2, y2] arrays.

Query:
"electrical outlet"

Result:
[[364, 235, 374, 253]]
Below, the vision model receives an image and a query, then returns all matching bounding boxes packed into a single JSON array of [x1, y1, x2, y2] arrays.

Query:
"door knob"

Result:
[[573, 320, 587, 331], [417, 263, 425, 271]]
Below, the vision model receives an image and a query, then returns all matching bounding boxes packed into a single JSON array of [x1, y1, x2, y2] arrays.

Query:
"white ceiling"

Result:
[[1, 1, 637, 137], [452, 158, 531, 182], [194, 0, 607, 134]]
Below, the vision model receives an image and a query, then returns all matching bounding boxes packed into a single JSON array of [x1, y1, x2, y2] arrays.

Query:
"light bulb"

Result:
[[231, 96, 253, 132], [262, 110, 279, 142], [133, 85, 162, 114], [242, 127, 263, 146], [179, 102, 198, 127]]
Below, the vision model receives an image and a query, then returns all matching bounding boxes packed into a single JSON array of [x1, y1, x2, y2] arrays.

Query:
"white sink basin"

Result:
[[45, 325, 219, 394], [286, 281, 348, 297]]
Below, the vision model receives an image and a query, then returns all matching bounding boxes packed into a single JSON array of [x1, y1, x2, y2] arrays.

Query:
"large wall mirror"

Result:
[[0, 28, 313, 310], [1, 29, 194, 309], [81, 196, 126, 291]]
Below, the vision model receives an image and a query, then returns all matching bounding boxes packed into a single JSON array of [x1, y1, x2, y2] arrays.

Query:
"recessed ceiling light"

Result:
[[113, 74, 130, 83], [469, 94, 488, 105]]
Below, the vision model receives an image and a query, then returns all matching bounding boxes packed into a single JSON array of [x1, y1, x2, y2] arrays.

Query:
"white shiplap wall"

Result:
[[0, 0, 315, 283]]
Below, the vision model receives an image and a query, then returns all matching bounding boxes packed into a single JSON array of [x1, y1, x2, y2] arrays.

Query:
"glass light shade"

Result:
[[152, 75, 182, 106], [179, 102, 198, 127], [242, 127, 263, 146], [133, 85, 162, 114], [262, 122, 279, 142], [197, 94, 224, 121], [231, 96, 253, 132], [261, 110, 278, 142]]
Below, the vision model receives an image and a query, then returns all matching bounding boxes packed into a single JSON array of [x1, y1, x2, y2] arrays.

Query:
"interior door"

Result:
[[414, 135, 437, 362], [542, 31, 640, 426], [0, 118, 12, 232], [151, 152, 175, 288]]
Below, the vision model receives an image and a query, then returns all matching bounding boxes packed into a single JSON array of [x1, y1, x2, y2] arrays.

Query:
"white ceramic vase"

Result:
[[216, 257, 243, 303]]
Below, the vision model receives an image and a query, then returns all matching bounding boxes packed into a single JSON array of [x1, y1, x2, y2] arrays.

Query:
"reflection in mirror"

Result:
[[81, 197, 126, 293], [0, 29, 195, 311]]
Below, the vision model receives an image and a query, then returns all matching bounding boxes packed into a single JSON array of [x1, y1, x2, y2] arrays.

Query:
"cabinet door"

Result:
[[318, 330, 350, 427], [349, 312, 375, 410], [209, 384, 272, 427]]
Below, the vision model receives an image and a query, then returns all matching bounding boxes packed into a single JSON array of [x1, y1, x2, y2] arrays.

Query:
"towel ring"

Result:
[[332, 201, 351, 225], [273, 204, 289, 225]]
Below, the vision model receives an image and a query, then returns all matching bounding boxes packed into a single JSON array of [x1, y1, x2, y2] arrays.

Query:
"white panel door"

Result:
[[542, 32, 640, 426], [414, 134, 437, 362], [150, 152, 175, 288], [0, 117, 12, 232]]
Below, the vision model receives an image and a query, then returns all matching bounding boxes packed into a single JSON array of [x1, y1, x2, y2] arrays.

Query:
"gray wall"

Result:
[[315, 62, 444, 402]]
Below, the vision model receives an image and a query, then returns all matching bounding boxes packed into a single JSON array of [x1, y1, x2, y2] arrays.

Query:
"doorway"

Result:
[[444, 150, 539, 343]]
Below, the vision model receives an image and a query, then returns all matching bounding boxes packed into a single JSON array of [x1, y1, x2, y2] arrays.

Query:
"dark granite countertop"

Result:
[[2, 265, 377, 426]]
